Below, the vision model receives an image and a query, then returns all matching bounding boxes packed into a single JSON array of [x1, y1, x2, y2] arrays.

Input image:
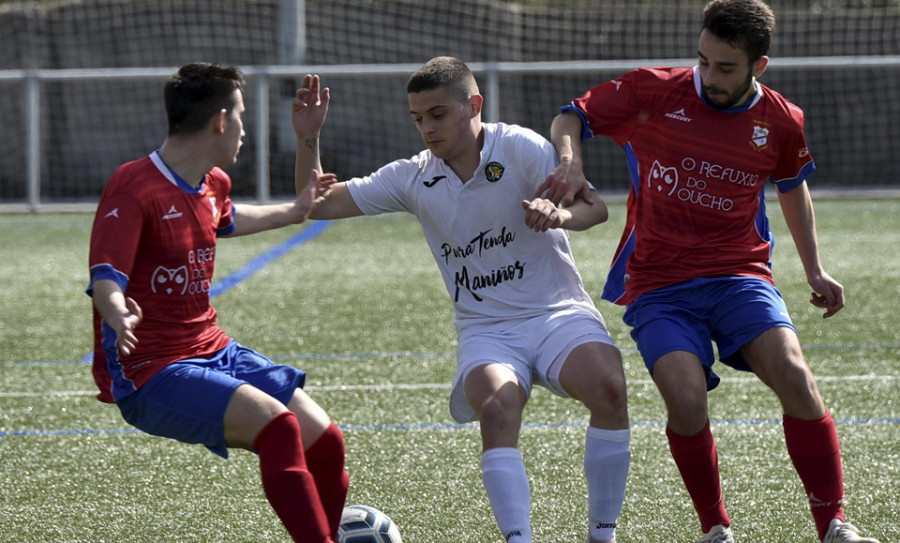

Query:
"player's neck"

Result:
[[158, 140, 215, 188], [444, 126, 484, 183]]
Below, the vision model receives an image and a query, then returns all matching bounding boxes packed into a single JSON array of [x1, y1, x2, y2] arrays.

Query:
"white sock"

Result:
[[585, 427, 631, 541], [481, 447, 532, 543]]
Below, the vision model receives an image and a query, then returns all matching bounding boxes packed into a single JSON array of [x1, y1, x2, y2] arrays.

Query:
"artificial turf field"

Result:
[[1, 198, 897, 542]]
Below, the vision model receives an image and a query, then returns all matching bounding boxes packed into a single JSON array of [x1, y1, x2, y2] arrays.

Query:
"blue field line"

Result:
[[209, 219, 332, 298], [3, 417, 899, 439], [9, 342, 900, 367]]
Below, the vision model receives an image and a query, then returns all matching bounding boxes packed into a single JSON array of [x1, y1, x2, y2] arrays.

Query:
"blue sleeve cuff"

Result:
[[559, 103, 593, 143], [774, 161, 816, 193], [86, 263, 128, 297]]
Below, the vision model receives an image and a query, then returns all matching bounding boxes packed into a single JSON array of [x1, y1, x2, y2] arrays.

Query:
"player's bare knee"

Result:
[[476, 394, 523, 435], [578, 378, 627, 416]]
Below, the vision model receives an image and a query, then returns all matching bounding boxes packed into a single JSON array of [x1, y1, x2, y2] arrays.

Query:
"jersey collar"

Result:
[[150, 150, 207, 194], [692, 65, 763, 114]]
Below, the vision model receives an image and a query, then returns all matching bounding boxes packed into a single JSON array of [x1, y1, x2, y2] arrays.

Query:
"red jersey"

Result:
[[566, 66, 815, 305], [88, 151, 235, 402]]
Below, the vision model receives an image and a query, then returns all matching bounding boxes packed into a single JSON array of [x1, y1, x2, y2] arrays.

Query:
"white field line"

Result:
[[1, 374, 897, 398]]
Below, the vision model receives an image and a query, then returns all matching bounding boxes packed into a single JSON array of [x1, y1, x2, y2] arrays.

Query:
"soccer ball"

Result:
[[337, 504, 403, 543]]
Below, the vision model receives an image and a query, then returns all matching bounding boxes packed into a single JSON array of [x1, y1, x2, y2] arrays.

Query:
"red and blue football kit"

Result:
[[563, 66, 815, 305], [88, 151, 236, 403]]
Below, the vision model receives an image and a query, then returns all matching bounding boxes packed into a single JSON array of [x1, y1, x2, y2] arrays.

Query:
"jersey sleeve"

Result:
[[346, 158, 419, 215], [772, 109, 816, 193], [569, 69, 647, 146], [87, 189, 144, 295], [495, 123, 560, 194]]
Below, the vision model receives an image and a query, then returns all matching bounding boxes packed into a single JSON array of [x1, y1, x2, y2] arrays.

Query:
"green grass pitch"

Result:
[[0, 198, 897, 542]]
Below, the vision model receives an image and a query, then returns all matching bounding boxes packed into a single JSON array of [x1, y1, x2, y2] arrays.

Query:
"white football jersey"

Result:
[[346, 122, 600, 335]]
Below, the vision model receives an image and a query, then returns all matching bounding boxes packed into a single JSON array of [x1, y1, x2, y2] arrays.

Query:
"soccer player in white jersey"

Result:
[[292, 57, 631, 543], [539, 1, 880, 542]]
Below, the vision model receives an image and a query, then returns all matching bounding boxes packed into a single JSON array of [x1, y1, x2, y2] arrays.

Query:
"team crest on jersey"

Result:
[[150, 265, 188, 295], [750, 123, 769, 151], [485, 162, 504, 183]]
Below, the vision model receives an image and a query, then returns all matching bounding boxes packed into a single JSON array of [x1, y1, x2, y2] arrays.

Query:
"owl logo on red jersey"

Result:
[[647, 160, 678, 196], [150, 265, 189, 295]]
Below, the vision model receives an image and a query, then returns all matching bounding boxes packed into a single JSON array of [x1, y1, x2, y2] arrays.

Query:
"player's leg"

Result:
[[465, 362, 528, 449], [717, 279, 878, 542], [625, 288, 731, 539], [287, 388, 349, 539], [465, 362, 533, 543], [224, 342, 338, 543], [741, 326, 865, 542], [653, 350, 731, 539], [556, 341, 630, 543]]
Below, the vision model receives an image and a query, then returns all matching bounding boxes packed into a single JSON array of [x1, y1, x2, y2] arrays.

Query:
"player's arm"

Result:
[[287, 74, 365, 221], [521, 192, 608, 232], [292, 74, 330, 195], [309, 182, 364, 220], [777, 181, 844, 318], [225, 171, 337, 237], [91, 279, 142, 357], [534, 110, 594, 206]]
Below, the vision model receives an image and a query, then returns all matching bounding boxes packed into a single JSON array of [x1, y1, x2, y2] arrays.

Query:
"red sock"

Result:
[[783, 412, 844, 540], [305, 423, 350, 539], [254, 411, 332, 543], [667, 420, 730, 533]]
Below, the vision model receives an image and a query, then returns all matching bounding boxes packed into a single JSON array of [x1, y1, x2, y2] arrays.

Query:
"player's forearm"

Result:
[[294, 136, 322, 195], [91, 279, 129, 325], [309, 182, 364, 220], [560, 197, 608, 231], [230, 202, 303, 236], [778, 183, 825, 278], [550, 112, 585, 167]]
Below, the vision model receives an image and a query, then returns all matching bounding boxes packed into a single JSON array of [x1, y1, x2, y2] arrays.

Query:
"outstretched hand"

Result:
[[534, 160, 595, 207], [292, 74, 330, 137], [294, 169, 338, 222]]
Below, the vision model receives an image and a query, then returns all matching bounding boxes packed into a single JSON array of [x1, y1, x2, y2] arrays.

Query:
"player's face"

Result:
[[697, 29, 765, 110], [408, 87, 478, 162], [219, 90, 246, 167]]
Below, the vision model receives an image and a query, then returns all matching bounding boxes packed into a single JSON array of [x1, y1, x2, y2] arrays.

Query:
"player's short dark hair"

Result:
[[407, 56, 479, 104], [703, 0, 776, 63], [164, 62, 245, 136]]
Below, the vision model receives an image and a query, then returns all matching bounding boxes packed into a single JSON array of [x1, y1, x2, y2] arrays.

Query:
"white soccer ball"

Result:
[[337, 504, 403, 543]]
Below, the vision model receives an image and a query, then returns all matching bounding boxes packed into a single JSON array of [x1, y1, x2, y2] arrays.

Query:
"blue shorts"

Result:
[[623, 277, 795, 391], [116, 340, 306, 458]]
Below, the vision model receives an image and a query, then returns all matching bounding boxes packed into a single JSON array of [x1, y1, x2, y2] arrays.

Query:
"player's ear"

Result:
[[212, 108, 228, 134], [752, 56, 769, 79], [468, 94, 484, 117]]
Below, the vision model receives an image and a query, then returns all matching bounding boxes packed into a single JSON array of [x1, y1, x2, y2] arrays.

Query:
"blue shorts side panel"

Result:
[[623, 277, 795, 390], [116, 341, 306, 458]]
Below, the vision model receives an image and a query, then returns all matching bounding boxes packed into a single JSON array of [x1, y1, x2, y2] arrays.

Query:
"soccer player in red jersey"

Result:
[[88, 62, 347, 543], [540, 1, 879, 542]]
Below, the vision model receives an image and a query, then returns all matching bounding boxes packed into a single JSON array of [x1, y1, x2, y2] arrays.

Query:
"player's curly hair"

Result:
[[164, 62, 245, 136], [703, 0, 776, 63], [407, 56, 479, 104]]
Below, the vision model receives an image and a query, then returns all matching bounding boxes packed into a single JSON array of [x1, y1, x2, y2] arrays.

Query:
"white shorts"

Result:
[[449, 307, 617, 423]]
